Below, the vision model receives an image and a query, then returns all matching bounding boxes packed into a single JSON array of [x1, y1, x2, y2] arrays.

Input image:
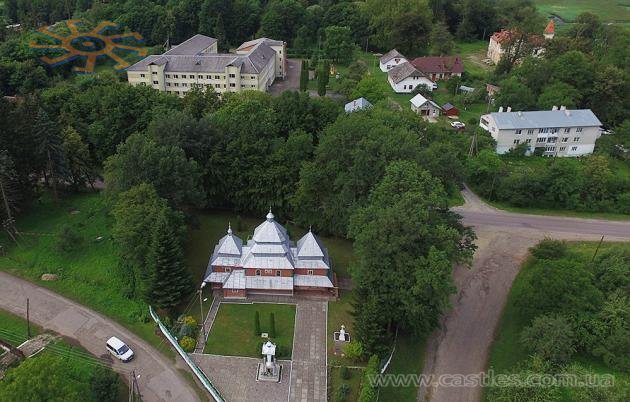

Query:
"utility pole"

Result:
[[26, 298, 31, 338], [591, 235, 605, 262]]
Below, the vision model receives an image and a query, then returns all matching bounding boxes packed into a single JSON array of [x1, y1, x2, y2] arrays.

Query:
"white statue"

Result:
[[261, 341, 277, 375]]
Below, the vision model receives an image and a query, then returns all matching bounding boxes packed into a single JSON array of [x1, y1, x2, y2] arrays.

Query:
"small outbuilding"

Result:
[[345, 97, 373, 113], [410, 94, 441, 119], [442, 103, 459, 117]]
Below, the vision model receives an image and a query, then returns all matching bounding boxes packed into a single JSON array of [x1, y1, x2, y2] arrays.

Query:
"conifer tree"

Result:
[[299, 60, 309, 92], [145, 210, 193, 309], [254, 311, 261, 335], [269, 312, 276, 338]]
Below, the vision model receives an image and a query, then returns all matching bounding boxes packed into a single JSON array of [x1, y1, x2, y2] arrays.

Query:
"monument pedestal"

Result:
[[256, 362, 282, 382]]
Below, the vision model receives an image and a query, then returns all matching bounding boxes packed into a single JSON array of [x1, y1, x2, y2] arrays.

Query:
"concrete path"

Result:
[[0, 272, 200, 402], [417, 187, 630, 402], [289, 300, 327, 402]]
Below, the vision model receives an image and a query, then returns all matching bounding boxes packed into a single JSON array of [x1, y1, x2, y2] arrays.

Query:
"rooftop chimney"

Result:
[[560, 105, 566, 110], [507, 106, 512, 112], [498, 106, 504, 113], [552, 105, 558, 111]]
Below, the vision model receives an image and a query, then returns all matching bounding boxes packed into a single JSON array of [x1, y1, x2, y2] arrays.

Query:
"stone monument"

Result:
[[256, 341, 282, 382]]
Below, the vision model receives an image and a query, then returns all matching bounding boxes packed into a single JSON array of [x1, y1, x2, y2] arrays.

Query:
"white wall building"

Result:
[[479, 107, 602, 157], [127, 34, 286, 97], [410, 94, 441, 118], [387, 62, 435, 93], [379, 49, 407, 72]]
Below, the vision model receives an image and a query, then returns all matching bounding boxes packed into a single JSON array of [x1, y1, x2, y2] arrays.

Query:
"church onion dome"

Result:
[[296, 229, 325, 258]]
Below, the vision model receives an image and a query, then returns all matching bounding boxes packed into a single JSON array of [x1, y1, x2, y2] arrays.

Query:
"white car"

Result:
[[106, 336, 134, 362], [451, 121, 466, 129], [431, 82, 438, 90]]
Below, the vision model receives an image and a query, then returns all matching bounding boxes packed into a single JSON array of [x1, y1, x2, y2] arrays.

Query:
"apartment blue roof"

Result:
[[487, 109, 601, 129]]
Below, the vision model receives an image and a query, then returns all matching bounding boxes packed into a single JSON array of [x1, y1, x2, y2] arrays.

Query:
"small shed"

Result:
[[345, 97, 373, 113], [442, 103, 459, 117], [410, 94, 441, 118], [458, 85, 475, 94]]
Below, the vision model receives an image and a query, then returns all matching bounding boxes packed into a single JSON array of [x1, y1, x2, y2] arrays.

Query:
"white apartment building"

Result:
[[126, 34, 286, 97], [479, 107, 602, 157]]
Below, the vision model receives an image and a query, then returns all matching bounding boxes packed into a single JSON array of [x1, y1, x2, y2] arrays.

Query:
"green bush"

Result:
[[179, 336, 196, 352], [343, 341, 364, 361], [90, 366, 120, 402], [339, 365, 350, 380], [55, 225, 83, 253], [520, 315, 576, 365], [334, 383, 351, 402], [254, 310, 261, 335], [530, 238, 568, 260], [358, 355, 380, 402]]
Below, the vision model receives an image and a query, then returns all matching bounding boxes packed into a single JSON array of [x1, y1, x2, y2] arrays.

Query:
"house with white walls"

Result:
[[479, 106, 602, 157], [379, 49, 407, 72], [387, 62, 435, 93]]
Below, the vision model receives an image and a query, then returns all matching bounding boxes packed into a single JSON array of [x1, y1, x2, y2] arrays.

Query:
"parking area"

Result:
[[269, 59, 301, 95]]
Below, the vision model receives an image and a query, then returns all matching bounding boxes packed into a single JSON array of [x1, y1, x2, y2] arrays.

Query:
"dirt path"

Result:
[[417, 188, 630, 402], [0, 272, 201, 402]]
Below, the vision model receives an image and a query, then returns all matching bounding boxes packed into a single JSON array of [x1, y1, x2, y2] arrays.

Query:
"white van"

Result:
[[106, 336, 134, 362]]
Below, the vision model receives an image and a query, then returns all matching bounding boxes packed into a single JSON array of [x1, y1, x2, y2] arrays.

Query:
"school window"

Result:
[[571, 146, 578, 151], [174, 83, 179, 87], [573, 137, 580, 142], [215, 75, 220, 79], [527, 129, 534, 135], [181, 74, 186, 79], [173, 74, 179, 78], [513, 139, 520, 145], [537, 137, 546, 143], [547, 137, 557, 143], [560, 146, 566, 151], [265, 269, 272, 274], [525, 139, 531, 144], [152, 71, 157, 75], [229, 83, 235, 87], [215, 84, 220, 88], [576, 127, 583, 132], [562, 137, 569, 143], [551, 128, 559, 133], [153, 80, 158, 85], [515, 129, 522, 134], [229, 73, 235, 78], [166, 83, 171, 87], [225, 267, 231, 272], [206, 75, 211, 79], [182, 83, 188, 87], [165, 74, 170, 78], [140, 73, 145, 78], [564, 128, 571, 133]]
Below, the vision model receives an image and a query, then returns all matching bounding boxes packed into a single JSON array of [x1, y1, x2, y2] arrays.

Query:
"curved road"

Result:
[[0, 272, 200, 402], [418, 187, 630, 402]]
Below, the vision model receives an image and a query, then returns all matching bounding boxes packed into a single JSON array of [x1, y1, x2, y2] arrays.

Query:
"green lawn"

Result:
[[485, 241, 629, 401], [329, 366, 364, 402], [379, 332, 427, 402], [534, 0, 630, 23], [328, 290, 362, 367], [0, 193, 168, 352], [204, 303, 296, 359], [0, 310, 40, 347]]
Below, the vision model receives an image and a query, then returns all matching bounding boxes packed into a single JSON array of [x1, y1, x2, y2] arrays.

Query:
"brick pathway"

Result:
[[289, 300, 327, 402]]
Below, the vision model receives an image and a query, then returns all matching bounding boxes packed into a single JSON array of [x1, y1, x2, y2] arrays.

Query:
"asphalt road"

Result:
[[0, 272, 200, 402], [458, 209, 630, 238]]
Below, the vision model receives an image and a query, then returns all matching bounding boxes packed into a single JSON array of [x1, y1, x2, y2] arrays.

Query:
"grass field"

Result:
[[0, 310, 41, 347], [535, 0, 630, 23], [485, 241, 629, 401], [379, 332, 427, 402], [329, 366, 364, 402], [203, 303, 296, 359], [0, 193, 166, 352], [328, 290, 361, 367]]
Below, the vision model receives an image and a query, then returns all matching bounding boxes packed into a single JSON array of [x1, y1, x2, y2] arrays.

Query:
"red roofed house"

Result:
[[410, 56, 464, 81], [487, 20, 554, 64]]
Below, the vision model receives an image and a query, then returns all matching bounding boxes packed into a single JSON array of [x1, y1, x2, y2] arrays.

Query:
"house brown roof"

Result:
[[380, 49, 405, 64], [411, 56, 464, 75]]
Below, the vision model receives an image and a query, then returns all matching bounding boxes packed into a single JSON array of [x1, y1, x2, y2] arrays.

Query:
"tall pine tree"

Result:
[[299, 60, 309, 92], [34, 108, 68, 204], [145, 210, 193, 309]]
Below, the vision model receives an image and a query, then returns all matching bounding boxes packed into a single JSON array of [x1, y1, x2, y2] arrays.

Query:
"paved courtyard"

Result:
[[194, 296, 328, 402]]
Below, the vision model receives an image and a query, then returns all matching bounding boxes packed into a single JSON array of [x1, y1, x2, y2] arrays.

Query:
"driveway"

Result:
[[0, 272, 200, 402], [269, 59, 301, 95], [417, 187, 630, 402]]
